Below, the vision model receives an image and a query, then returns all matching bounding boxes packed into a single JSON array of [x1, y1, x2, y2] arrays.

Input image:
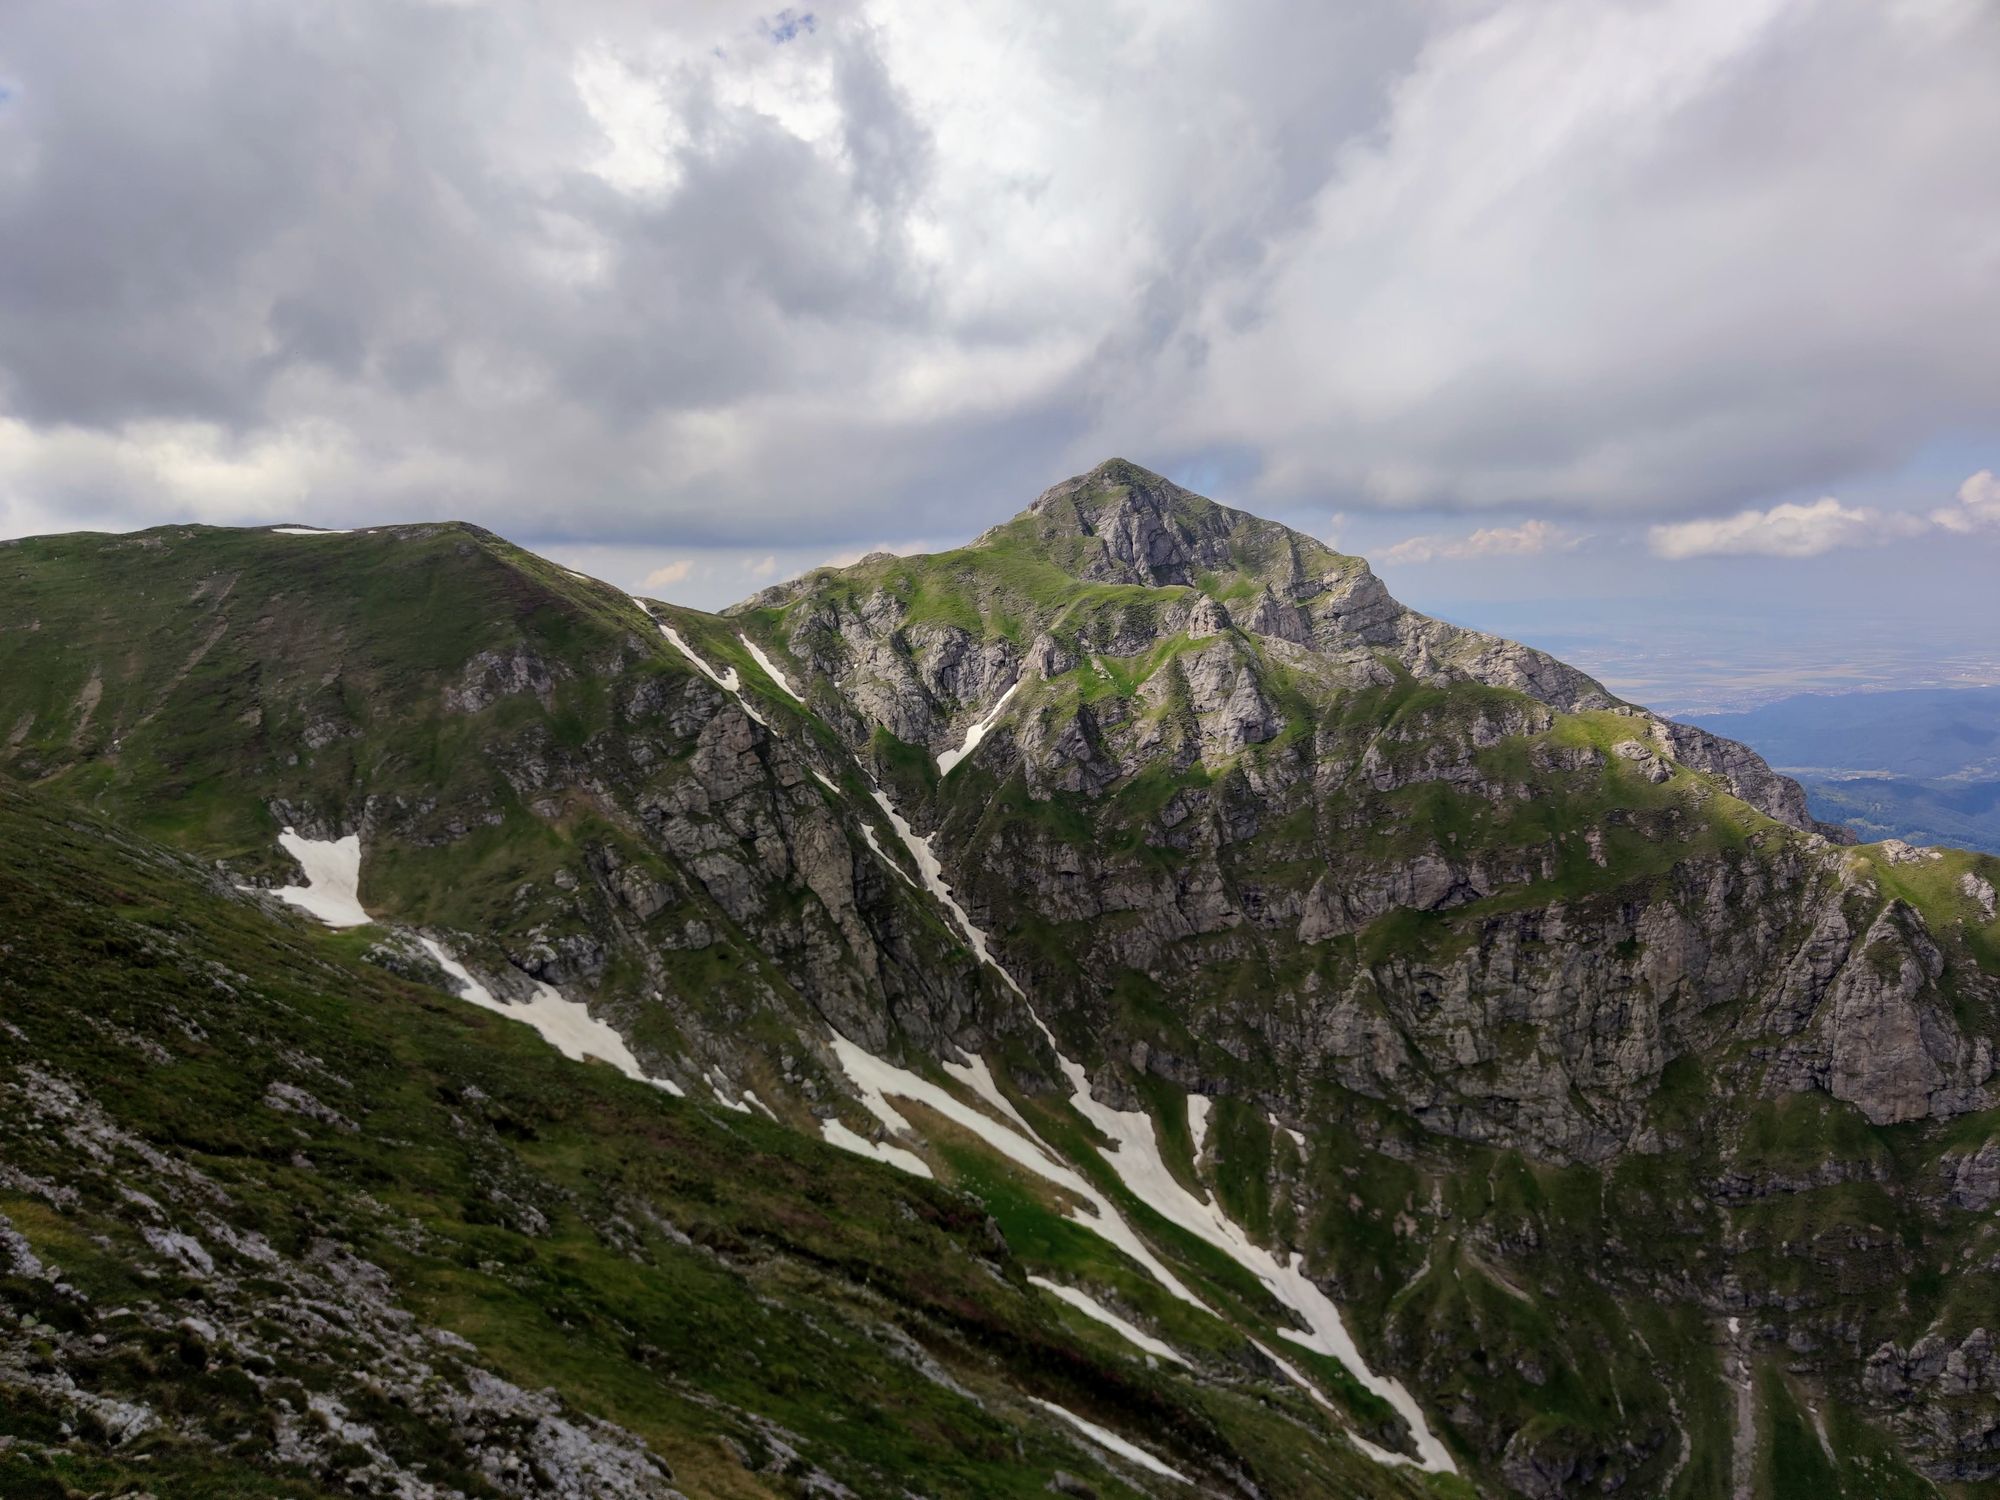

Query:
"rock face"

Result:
[[752, 461, 1798, 814], [1966, 870, 1999, 921], [1029, 468, 1237, 586], [1820, 905, 1972, 1125], [1942, 1136, 2000, 1210], [744, 459, 1995, 1165], [729, 459, 2000, 1489]]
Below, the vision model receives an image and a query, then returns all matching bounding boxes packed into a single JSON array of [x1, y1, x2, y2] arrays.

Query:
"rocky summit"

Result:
[[2, 459, 1998, 1499]]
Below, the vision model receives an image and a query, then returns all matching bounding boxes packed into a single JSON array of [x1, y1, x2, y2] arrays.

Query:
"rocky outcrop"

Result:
[[1024, 460, 1241, 586], [1819, 905, 1987, 1124], [445, 647, 568, 714], [1180, 642, 1281, 756], [1649, 715, 1848, 836], [1865, 1331, 2000, 1481], [1941, 1136, 2000, 1211], [1964, 870, 1999, 922]]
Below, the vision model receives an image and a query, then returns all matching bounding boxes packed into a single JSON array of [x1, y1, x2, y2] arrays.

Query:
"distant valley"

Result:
[[1694, 686, 2000, 855]]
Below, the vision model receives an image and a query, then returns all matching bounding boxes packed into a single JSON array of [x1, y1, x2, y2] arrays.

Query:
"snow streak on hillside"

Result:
[[936, 678, 1020, 776], [826, 775, 1459, 1474], [257, 830, 684, 1097]]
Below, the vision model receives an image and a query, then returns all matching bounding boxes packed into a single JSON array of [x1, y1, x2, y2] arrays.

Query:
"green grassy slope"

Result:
[[0, 520, 1024, 1101], [0, 777, 1464, 1499], [0, 522, 642, 861]]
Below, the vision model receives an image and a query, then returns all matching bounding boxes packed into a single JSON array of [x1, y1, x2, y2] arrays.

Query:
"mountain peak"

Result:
[[991, 457, 1338, 593], [1023, 456, 1217, 530]]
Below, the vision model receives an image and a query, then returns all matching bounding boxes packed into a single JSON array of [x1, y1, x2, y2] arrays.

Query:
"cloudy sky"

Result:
[[2, 0, 1995, 699]]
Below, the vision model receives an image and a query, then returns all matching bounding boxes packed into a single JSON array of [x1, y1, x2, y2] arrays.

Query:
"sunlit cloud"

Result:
[[1931, 469, 2000, 535], [643, 559, 694, 588], [1647, 497, 1926, 560], [1382, 519, 1575, 565]]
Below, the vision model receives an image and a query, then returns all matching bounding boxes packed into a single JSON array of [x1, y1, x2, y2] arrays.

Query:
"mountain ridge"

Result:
[[4, 461, 1999, 1494], [726, 459, 1838, 840]]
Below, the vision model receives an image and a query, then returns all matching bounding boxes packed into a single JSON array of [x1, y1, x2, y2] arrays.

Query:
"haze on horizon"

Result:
[[1, 0, 1995, 701]]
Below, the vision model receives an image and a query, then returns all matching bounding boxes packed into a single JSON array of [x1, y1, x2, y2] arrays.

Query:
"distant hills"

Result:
[[1693, 686, 2000, 854]]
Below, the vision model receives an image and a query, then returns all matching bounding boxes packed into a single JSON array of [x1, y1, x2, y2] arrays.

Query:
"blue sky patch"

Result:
[[765, 10, 816, 45]]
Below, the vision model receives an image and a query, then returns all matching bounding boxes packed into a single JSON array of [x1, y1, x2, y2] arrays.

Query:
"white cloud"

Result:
[[1647, 497, 1925, 560], [745, 554, 779, 578], [1931, 469, 2000, 534], [0, 415, 359, 533], [1382, 519, 1574, 565], [643, 559, 694, 588], [1118, 0, 2000, 519], [572, 47, 689, 199]]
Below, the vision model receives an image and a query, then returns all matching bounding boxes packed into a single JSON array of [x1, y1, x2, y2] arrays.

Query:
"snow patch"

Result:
[[270, 525, 351, 536], [739, 634, 802, 701], [653, 621, 774, 728], [658, 622, 739, 690], [867, 791, 1025, 1000], [821, 1119, 932, 1179], [1187, 1095, 1212, 1157], [706, 1069, 769, 1116], [1029, 1276, 1188, 1366], [1030, 1398, 1190, 1483], [832, 1035, 1054, 1173], [1268, 1111, 1306, 1149], [1239, 1335, 1422, 1468], [271, 830, 371, 928], [941, 1052, 1040, 1138], [936, 677, 1021, 775], [859, 823, 918, 888], [417, 938, 684, 1097]]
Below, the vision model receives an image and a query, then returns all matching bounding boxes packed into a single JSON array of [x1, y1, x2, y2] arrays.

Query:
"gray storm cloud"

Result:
[[0, 0, 1995, 548]]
